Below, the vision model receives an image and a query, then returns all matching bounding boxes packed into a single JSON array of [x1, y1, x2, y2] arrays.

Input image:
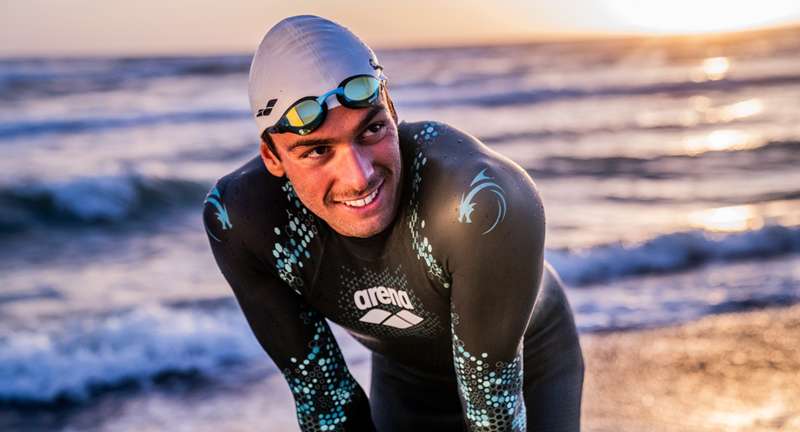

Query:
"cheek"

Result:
[[374, 137, 402, 168], [305, 181, 331, 206], [285, 167, 333, 210]]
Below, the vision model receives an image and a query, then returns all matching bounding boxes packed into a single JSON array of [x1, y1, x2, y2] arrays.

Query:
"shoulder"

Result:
[[203, 156, 325, 295], [202, 155, 293, 245], [399, 120, 544, 242]]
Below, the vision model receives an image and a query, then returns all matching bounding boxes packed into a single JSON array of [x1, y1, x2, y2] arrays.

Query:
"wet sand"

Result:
[[8, 306, 798, 432], [581, 304, 800, 432]]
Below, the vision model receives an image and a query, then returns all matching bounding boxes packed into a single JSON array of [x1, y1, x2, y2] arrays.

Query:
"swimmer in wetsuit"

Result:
[[203, 15, 584, 432]]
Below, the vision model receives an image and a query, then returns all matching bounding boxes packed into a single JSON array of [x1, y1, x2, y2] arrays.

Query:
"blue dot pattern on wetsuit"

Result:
[[284, 308, 360, 431], [451, 308, 526, 431], [407, 124, 450, 289], [202, 120, 583, 431], [271, 181, 319, 294]]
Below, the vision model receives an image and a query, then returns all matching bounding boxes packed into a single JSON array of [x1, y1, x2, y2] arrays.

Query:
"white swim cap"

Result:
[[248, 15, 385, 137]]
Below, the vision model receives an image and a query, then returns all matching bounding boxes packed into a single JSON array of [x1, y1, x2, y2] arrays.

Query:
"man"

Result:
[[203, 15, 583, 432]]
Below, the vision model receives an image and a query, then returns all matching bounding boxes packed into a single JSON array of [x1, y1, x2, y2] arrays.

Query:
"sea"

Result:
[[1, 26, 799, 431]]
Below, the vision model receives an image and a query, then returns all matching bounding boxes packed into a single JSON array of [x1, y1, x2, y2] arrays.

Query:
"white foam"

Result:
[[547, 224, 800, 286], [2, 174, 207, 224], [0, 305, 263, 402]]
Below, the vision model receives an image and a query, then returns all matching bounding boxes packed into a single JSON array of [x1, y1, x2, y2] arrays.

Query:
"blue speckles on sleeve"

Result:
[[272, 181, 320, 294], [282, 309, 361, 432], [451, 310, 527, 431], [408, 123, 451, 290]]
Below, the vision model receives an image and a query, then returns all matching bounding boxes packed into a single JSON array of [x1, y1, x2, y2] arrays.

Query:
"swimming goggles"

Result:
[[268, 75, 385, 136]]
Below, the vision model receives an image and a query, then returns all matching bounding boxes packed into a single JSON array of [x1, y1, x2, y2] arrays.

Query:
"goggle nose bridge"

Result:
[[316, 87, 345, 105]]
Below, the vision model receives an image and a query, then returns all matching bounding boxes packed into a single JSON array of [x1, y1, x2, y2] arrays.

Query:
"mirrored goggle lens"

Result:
[[285, 100, 322, 127], [343, 76, 380, 103]]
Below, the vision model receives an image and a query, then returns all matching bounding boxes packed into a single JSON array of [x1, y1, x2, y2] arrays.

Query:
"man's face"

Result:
[[260, 100, 402, 238]]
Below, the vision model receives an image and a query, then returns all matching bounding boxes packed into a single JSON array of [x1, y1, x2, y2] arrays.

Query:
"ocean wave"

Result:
[[547, 224, 800, 286], [0, 174, 209, 233], [523, 140, 800, 180], [0, 56, 250, 101], [0, 303, 262, 404], [604, 189, 800, 206], [407, 72, 800, 108], [0, 108, 249, 140], [480, 119, 789, 146]]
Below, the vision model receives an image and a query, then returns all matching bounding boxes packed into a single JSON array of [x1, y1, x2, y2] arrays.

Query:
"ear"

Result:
[[259, 139, 285, 177], [384, 87, 399, 124]]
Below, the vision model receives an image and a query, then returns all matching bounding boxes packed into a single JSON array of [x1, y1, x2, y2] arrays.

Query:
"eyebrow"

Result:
[[286, 105, 385, 153]]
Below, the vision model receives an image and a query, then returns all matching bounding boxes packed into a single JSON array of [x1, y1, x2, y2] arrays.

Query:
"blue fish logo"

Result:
[[458, 168, 507, 235], [204, 187, 233, 242]]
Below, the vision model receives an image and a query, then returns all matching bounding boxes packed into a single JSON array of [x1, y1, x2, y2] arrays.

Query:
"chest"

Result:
[[306, 235, 451, 342]]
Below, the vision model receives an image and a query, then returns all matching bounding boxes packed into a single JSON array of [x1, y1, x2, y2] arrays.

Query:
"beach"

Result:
[[2, 26, 800, 431], [582, 304, 800, 432]]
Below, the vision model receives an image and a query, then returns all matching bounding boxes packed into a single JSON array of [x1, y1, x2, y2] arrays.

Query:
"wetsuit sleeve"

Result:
[[445, 146, 545, 431], [202, 185, 376, 432]]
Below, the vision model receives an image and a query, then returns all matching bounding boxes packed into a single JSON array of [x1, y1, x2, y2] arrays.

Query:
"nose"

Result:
[[337, 143, 375, 197]]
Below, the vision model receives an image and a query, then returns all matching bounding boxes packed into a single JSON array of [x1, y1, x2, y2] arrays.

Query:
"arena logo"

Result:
[[256, 98, 278, 117], [353, 286, 423, 329]]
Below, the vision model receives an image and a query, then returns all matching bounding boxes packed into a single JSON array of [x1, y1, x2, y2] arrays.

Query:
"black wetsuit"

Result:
[[202, 121, 584, 432]]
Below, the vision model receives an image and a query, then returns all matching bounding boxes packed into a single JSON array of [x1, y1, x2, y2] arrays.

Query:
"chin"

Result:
[[337, 219, 389, 238]]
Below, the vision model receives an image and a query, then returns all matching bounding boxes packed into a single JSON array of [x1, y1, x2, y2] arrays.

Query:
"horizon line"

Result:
[[2, 21, 798, 60]]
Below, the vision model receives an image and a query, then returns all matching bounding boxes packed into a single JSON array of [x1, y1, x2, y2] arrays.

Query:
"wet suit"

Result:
[[203, 121, 584, 432]]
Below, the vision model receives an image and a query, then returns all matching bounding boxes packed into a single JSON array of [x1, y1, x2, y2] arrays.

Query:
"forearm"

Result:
[[287, 375, 374, 432], [281, 313, 376, 431], [452, 313, 527, 431]]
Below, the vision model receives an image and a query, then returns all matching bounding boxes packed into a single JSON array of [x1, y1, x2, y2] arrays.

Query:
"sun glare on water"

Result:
[[701, 57, 729, 80], [602, 0, 798, 34], [689, 205, 763, 232]]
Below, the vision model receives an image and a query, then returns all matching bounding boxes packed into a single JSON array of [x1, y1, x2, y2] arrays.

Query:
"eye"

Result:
[[360, 121, 386, 142], [301, 146, 330, 159]]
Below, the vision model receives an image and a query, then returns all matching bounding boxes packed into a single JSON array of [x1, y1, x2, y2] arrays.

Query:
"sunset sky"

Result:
[[2, 0, 800, 56]]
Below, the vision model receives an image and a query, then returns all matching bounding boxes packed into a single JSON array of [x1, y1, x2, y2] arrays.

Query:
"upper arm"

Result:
[[448, 157, 545, 358], [202, 182, 375, 431], [203, 183, 312, 364], [420, 125, 545, 431]]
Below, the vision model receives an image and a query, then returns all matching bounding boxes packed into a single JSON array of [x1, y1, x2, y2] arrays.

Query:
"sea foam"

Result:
[[548, 224, 800, 286], [0, 304, 262, 403]]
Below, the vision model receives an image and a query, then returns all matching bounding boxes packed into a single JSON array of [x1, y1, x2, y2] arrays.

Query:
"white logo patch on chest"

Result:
[[353, 286, 424, 329]]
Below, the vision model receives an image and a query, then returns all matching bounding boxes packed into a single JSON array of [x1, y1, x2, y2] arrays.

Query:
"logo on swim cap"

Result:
[[256, 98, 278, 118], [458, 168, 507, 235]]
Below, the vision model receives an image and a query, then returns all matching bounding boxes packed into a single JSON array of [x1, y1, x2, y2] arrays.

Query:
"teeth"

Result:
[[343, 187, 379, 208]]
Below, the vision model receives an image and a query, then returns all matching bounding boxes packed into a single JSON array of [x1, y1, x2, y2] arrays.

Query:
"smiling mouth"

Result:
[[338, 181, 383, 208]]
